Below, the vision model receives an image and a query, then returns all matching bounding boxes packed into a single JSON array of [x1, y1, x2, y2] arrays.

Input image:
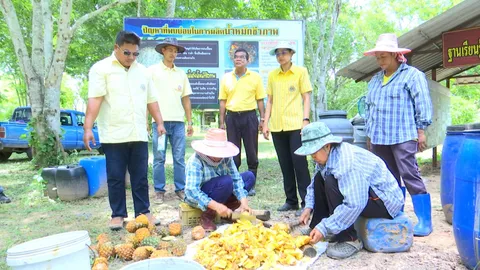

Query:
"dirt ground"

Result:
[[150, 169, 467, 270]]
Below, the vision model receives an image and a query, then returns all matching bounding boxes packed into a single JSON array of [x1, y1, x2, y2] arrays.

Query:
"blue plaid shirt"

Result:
[[365, 63, 432, 145], [304, 143, 404, 237], [184, 153, 247, 211]]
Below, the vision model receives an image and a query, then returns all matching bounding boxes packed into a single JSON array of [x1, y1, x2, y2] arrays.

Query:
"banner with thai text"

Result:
[[124, 18, 305, 108]]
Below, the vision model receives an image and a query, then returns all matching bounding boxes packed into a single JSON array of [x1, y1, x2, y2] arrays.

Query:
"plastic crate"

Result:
[[179, 202, 220, 227]]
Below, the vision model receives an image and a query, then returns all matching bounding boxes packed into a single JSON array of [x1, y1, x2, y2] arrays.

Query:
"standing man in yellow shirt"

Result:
[[149, 38, 194, 204], [263, 41, 312, 216], [219, 48, 266, 196], [83, 31, 166, 230]]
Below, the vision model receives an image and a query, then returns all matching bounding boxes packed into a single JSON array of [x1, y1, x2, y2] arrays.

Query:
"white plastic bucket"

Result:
[[6, 230, 91, 270], [120, 258, 205, 270]]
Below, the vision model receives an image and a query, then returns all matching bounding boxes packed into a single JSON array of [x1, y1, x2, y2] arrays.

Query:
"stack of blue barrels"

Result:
[[447, 123, 480, 269]]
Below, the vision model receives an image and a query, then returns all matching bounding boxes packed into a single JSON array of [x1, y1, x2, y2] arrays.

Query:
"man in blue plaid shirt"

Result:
[[184, 128, 255, 231], [296, 122, 404, 259], [364, 33, 433, 237]]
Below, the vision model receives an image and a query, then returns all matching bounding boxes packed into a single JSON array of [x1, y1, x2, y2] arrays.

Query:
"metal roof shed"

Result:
[[337, 0, 480, 83]]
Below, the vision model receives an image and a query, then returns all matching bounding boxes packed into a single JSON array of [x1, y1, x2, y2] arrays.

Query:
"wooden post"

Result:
[[431, 68, 437, 168]]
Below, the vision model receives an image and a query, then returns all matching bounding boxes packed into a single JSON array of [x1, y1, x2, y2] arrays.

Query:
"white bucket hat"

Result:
[[364, 33, 411, 56], [269, 41, 296, 56]]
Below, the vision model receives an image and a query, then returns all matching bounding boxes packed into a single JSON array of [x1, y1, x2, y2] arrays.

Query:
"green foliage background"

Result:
[[0, 0, 478, 124]]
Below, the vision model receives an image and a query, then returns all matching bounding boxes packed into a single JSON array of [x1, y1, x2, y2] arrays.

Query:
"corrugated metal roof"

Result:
[[337, 0, 480, 82]]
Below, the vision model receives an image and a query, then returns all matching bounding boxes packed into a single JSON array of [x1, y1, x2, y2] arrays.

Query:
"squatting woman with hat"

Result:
[[363, 33, 433, 236], [184, 128, 255, 231], [296, 122, 404, 259]]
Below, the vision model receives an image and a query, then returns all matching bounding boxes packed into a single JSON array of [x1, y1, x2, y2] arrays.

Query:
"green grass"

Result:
[[0, 132, 297, 269]]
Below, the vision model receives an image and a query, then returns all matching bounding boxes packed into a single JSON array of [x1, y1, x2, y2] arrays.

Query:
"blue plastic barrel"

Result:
[[453, 129, 480, 269], [440, 124, 470, 224], [79, 156, 107, 197]]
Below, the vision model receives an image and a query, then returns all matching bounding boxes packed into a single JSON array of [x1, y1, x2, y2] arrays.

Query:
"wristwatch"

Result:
[[303, 118, 310, 122], [188, 122, 193, 126]]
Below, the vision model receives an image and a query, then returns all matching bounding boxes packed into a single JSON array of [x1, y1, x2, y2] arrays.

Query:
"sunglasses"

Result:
[[123, 50, 140, 57], [275, 50, 290, 57]]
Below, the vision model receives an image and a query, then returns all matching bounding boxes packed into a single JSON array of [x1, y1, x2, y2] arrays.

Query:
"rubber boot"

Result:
[[400, 186, 406, 212], [200, 209, 217, 231], [411, 193, 433, 236]]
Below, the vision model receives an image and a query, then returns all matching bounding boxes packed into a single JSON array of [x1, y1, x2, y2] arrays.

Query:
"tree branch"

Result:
[[71, 0, 136, 33], [31, 0, 45, 79], [42, 0, 53, 75], [0, 0, 36, 80]]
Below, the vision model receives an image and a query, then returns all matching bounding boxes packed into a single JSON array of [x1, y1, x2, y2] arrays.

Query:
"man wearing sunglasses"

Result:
[[148, 38, 193, 204], [218, 48, 266, 196], [84, 31, 166, 230]]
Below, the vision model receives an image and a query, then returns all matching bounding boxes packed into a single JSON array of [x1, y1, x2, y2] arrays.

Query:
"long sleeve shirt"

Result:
[[365, 63, 433, 145], [304, 143, 404, 237], [184, 153, 247, 211]]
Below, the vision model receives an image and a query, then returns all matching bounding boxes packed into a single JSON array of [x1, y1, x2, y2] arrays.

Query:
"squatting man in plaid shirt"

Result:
[[184, 128, 255, 231], [296, 122, 404, 259]]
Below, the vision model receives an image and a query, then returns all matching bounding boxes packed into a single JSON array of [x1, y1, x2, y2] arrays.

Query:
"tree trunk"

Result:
[[1, 0, 136, 166], [166, 0, 176, 17]]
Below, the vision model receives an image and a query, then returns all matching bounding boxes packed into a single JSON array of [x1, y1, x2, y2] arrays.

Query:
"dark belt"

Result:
[[226, 109, 255, 115]]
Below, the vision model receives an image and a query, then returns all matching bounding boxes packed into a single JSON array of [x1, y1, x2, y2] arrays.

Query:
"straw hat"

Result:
[[363, 33, 411, 56], [269, 41, 296, 56], [294, 122, 343, 156], [155, 37, 186, 54], [191, 128, 239, 158]]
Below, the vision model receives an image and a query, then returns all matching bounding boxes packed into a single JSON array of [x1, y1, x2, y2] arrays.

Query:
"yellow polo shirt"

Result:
[[149, 62, 192, 122], [88, 54, 157, 143], [266, 64, 312, 132], [219, 69, 266, 112]]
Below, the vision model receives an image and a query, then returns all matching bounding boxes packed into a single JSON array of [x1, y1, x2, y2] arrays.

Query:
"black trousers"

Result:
[[226, 110, 259, 177], [271, 130, 311, 207], [102, 142, 150, 218], [310, 172, 392, 242]]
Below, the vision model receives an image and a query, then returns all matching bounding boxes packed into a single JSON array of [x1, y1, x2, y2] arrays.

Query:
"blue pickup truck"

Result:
[[0, 107, 101, 161]]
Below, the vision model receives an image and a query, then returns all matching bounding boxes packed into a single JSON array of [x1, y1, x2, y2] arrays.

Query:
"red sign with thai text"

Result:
[[442, 27, 480, 68]]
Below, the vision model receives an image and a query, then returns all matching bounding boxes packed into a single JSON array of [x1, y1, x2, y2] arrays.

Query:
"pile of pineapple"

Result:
[[194, 220, 312, 270], [91, 214, 188, 270]]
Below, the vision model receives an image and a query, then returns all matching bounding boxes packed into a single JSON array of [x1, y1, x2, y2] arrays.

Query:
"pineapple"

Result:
[[93, 257, 108, 266], [135, 228, 151, 243], [92, 257, 109, 270], [125, 233, 139, 248], [126, 220, 138, 233], [168, 222, 182, 236], [92, 263, 108, 270], [141, 236, 159, 247], [191, 226, 206, 240], [96, 233, 109, 246], [156, 225, 169, 237], [150, 249, 172, 258], [135, 214, 149, 228], [98, 242, 115, 259], [171, 240, 187, 257], [158, 240, 173, 250], [132, 246, 155, 261], [148, 223, 156, 234], [114, 243, 135, 261]]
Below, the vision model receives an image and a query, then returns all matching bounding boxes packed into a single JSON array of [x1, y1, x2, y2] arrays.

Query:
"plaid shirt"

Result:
[[365, 63, 433, 145], [304, 143, 404, 237], [184, 153, 247, 211]]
